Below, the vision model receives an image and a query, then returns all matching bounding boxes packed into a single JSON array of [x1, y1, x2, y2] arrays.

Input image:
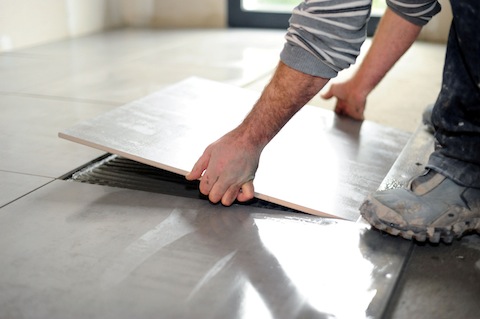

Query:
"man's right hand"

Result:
[[186, 61, 329, 207], [186, 128, 261, 206]]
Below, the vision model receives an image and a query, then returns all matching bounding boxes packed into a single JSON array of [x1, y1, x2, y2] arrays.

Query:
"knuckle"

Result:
[[199, 181, 210, 195]]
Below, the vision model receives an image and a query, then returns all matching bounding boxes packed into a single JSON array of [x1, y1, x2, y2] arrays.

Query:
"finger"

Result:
[[334, 103, 346, 115], [335, 104, 364, 121], [199, 172, 217, 197], [237, 181, 255, 202], [349, 105, 365, 121], [204, 173, 231, 203], [221, 184, 241, 207], [320, 88, 334, 100], [185, 153, 210, 181], [356, 112, 365, 121]]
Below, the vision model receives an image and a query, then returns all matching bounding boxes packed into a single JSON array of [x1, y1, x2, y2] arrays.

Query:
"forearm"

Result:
[[349, 8, 422, 97], [234, 61, 329, 149], [186, 62, 328, 205]]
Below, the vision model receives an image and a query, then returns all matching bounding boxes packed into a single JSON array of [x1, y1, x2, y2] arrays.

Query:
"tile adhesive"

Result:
[[65, 154, 302, 213]]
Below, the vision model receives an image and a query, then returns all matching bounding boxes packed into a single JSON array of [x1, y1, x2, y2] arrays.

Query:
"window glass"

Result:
[[242, 0, 387, 16], [230, 0, 383, 35], [372, 0, 387, 16], [242, 0, 298, 13]]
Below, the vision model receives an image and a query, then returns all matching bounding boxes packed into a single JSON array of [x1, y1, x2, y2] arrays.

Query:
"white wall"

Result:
[[0, 0, 225, 52], [121, 0, 226, 28], [66, 0, 124, 37], [0, 0, 451, 53], [0, 0, 123, 52]]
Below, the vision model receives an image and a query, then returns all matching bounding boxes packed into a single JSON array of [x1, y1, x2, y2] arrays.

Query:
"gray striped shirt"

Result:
[[280, 0, 441, 78]]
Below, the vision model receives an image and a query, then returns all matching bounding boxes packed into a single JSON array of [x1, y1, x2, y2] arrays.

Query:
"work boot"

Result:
[[360, 170, 480, 243]]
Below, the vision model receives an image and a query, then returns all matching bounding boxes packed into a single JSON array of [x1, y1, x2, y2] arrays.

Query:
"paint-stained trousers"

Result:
[[428, 0, 480, 188]]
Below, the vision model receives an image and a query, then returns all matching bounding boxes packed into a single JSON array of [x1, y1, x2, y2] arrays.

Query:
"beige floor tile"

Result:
[[0, 94, 115, 177], [0, 171, 52, 207], [0, 180, 410, 319], [8, 29, 284, 104]]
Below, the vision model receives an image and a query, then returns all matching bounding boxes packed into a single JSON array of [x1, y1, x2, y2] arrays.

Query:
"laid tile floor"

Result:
[[1, 28, 478, 319]]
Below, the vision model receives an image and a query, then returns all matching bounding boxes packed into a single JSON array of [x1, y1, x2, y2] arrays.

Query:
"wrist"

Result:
[[233, 117, 271, 152]]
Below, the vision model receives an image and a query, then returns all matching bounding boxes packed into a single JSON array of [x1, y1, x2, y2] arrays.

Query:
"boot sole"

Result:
[[360, 197, 480, 244]]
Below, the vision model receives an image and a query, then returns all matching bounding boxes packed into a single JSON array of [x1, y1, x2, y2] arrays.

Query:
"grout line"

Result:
[[0, 91, 120, 106], [0, 179, 56, 209], [0, 52, 53, 59], [0, 169, 55, 180], [380, 242, 415, 318]]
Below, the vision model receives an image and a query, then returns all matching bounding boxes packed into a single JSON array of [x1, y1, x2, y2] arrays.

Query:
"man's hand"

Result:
[[322, 8, 422, 121], [186, 62, 329, 206], [186, 7, 423, 207], [321, 81, 367, 120], [186, 128, 261, 206]]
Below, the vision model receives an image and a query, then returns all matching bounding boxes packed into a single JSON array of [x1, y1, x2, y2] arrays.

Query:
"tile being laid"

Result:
[[59, 77, 409, 220]]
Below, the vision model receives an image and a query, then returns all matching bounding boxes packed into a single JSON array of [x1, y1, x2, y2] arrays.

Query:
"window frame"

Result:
[[227, 0, 380, 36]]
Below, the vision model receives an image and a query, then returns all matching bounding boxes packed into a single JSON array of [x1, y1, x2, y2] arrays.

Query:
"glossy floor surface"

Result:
[[0, 181, 410, 319], [1, 28, 479, 319]]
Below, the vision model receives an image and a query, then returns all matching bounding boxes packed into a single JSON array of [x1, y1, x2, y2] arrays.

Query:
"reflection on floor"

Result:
[[0, 28, 478, 319]]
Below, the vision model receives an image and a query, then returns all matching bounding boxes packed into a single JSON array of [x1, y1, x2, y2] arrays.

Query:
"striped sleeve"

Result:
[[280, 0, 372, 78], [387, 0, 441, 26]]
